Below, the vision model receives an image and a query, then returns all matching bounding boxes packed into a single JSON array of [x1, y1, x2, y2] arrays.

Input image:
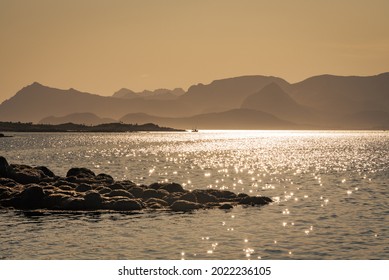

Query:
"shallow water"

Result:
[[0, 130, 388, 259]]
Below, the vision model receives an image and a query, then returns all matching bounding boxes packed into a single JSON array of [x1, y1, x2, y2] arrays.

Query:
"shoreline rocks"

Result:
[[0, 156, 272, 213]]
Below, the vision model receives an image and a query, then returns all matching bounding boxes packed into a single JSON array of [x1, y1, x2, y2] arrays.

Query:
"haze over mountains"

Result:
[[0, 73, 388, 130]]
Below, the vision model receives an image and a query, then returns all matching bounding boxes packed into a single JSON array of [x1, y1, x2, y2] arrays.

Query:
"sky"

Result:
[[1, 0, 389, 102]]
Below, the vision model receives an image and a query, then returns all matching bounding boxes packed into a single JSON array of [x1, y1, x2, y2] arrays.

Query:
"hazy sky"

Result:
[[1, 0, 388, 102]]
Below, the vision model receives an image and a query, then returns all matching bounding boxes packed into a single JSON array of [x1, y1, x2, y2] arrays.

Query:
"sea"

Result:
[[0, 130, 388, 259]]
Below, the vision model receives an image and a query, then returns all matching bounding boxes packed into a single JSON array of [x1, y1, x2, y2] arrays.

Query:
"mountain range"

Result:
[[0, 73, 388, 130]]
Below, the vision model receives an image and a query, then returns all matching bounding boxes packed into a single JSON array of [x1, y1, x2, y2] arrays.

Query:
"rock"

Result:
[[63, 198, 85, 210], [0, 156, 12, 178], [208, 189, 237, 199], [239, 196, 272, 206], [75, 183, 93, 192], [142, 189, 167, 200], [127, 186, 144, 198], [83, 191, 103, 209], [44, 194, 72, 210], [160, 183, 185, 193], [162, 194, 181, 205], [10, 164, 45, 184], [66, 167, 95, 178], [148, 182, 162, 190], [171, 200, 202, 212], [219, 203, 234, 210], [146, 198, 169, 207], [107, 183, 126, 190], [109, 199, 143, 211], [106, 189, 135, 198], [95, 173, 114, 184], [96, 186, 112, 195], [179, 192, 197, 202], [35, 166, 55, 177], [193, 190, 219, 203], [19, 184, 46, 209]]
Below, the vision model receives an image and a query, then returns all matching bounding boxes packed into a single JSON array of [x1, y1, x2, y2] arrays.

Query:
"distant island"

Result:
[[0, 121, 184, 133]]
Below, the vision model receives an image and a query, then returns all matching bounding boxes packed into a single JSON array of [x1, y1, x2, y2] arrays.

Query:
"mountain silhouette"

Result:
[[290, 73, 389, 116], [181, 75, 289, 114], [120, 109, 298, 130], [0, 73, 388, 129], [113, 88, 185, 100], [241, 83, 317, 124]]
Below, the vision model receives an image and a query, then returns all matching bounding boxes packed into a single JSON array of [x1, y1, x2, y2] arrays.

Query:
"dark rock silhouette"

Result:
[[0, 157, 273, 212], [39, 112, 116, 125]]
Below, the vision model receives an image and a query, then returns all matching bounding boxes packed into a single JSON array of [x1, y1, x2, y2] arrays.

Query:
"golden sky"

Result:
[[1, 0, 388, 102]]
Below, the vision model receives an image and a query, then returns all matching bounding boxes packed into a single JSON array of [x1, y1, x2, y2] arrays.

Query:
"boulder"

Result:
[[0, 156, 12, 178], [239, 196, 272, 206], [10, 164, 45, 184], [179, 192, 197, 202], [66, 167, 95, 178], [219, 203, 234, 210], [106, 189, 135, 198], [75, 183, 93, 192], [83, 191, 103, 209], [160, 183, 185, 193], [107, 183, 126, 190], [18, 184, 46, 209], [142, 189, 167, 200], [193, 190, 219, 203], [110, 199, 143, 211], [171, 200, 202, 212], [95, 173, 114, 184], [127, 186, 144, 198], [35, 166, 55, 177], [145, 198, 169, 207]]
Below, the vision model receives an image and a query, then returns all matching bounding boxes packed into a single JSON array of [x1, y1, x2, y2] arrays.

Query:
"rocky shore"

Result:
[[0, 156, 272, 212]]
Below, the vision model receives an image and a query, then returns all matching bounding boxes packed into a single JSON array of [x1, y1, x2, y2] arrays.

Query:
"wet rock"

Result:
[[0, 178, 18, 187], [239, 196, 272, 206], [107, 183, 126, 190], [83, 191, 103, 209], [44, 194, 72, 210], [75, 183, 93, 192], [109, 199, 143, 211], [66, 167, 95, 178], [208, 190, 237, 199], [127, 186, 144, 198], [179, 192, 197, 202], [193, 190, 219, 203], [35, 166, 55, 178], [10, 164, 45, 184], [148, 182, 162, 190], [162, 194, 181, 205], [146, 198, 169, 207], [95, 173, 114, 184], [160, 183, 185, 193], [0, 156, 12, 178], [147, 202, 165, 209], [96, 186, 112, 195], [106, 189, 134, 199], [171, 200, 202, 212], [142, 189, 167, 200], [63, 197, 85, 210], [19, 184, 46, 209], [219, 203, 234, 210]]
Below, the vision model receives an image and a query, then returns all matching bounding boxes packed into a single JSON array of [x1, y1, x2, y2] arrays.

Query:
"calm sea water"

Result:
[[0, 131, 388, 259]]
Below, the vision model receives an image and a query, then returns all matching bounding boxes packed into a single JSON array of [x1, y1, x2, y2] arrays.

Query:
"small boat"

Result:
[[191, 128, 198, 132]]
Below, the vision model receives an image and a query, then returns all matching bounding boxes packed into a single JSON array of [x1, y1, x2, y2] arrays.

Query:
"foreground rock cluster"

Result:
[[0, 156, 272, 212]]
